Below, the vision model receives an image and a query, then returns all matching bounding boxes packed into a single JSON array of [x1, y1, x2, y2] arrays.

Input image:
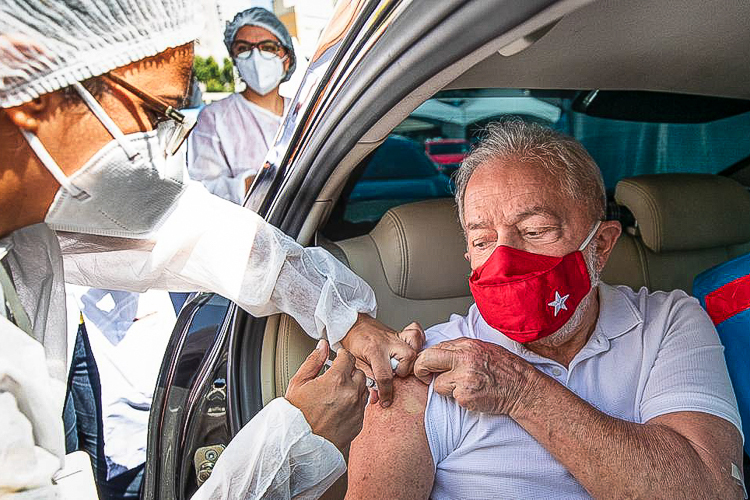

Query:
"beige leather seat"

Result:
[[610, 173, 750, 293], [335, 199, 474, 330], [599, 228, 648, 290]]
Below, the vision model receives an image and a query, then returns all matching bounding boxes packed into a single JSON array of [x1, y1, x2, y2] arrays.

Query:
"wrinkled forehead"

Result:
[[463, 159, 588, 226]]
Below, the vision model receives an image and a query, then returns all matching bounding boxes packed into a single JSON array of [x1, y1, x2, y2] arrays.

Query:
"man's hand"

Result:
[[285, 340, 369, 451], [340, 314, 425, 407], [413, 337, 536, 415]]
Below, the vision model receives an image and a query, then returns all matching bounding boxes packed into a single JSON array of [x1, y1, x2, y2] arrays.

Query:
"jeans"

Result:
[[63, 324, 144, 500]]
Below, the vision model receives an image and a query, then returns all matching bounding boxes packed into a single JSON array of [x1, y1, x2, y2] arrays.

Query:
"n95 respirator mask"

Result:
[[20, 82, 188, 239]]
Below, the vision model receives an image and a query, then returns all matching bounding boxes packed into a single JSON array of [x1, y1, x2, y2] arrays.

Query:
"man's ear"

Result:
[[594, 220, 622, 271], [5, 96, 49, 133]]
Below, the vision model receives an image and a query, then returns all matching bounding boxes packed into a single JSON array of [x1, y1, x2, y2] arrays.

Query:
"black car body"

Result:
[[144, 1, 750, 498]]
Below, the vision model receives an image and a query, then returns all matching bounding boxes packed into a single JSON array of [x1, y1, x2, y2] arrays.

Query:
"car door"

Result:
[[143, 0, 585, 498]]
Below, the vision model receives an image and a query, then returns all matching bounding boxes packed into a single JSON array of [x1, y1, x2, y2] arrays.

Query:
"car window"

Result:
[[323, 89, 750, 240], [426, 141, 470, 155], [360, 136, 439, 180], [570, 108, 750, 189]]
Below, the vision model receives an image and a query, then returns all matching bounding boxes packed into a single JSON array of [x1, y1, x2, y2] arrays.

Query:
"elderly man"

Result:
[[346, 121, 745, 499]]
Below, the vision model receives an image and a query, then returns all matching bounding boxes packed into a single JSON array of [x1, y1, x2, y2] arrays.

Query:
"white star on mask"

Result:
[[548, 291, 570, 317]]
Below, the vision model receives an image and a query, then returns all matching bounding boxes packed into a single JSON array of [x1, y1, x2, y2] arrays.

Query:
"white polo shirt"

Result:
[[424, 283, 742, 500]]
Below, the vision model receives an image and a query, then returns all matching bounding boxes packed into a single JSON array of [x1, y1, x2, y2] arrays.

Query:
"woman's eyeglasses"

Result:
[[233, 40, 288, 61]]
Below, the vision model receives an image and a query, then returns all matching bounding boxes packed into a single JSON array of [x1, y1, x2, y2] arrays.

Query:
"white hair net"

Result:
[[0, 0, 202, 108]]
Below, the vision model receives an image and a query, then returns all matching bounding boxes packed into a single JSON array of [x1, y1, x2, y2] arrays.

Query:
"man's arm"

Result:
[[416, 338, 745, 499], [515, 371, 744, 499], [346, 376, 434, 500]]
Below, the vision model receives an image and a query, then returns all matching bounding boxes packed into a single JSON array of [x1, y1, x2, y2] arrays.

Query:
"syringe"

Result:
[[323, 356, 400, 390]]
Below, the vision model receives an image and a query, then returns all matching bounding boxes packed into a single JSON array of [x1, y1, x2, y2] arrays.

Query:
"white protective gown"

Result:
[[187, 93, 288, 204], [0, 181, 376, 498]]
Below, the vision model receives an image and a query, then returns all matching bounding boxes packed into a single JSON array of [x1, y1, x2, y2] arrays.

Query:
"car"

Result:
[[143, 1, 750, 498], [424, 138, 469, 176], [343, 134, 452, 228]]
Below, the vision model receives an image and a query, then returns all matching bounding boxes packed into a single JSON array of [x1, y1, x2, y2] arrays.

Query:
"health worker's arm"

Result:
[[191, 398, 345, 500], [57, 181, 376, 347]]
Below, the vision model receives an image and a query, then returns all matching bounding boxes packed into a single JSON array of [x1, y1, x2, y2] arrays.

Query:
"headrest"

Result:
[[615, 174, 750, 253], [370, 199, 471, 300]]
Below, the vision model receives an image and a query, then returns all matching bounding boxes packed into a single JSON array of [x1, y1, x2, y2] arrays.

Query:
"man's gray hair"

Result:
[[454, 120, 606, 228]]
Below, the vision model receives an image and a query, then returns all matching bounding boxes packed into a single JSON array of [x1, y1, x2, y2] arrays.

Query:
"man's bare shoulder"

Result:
[[354, 376, 429, 452], [346, 376, 433, 500], [376, 375, 429, 418]]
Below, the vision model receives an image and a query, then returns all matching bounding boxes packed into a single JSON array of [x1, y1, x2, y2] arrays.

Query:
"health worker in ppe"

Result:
[[188, 7, 296, 204], [0, 1, 424, 498]]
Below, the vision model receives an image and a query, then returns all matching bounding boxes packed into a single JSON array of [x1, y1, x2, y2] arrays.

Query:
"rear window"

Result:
[[323, 89, 750, 239], [570, 107, 750, 189]]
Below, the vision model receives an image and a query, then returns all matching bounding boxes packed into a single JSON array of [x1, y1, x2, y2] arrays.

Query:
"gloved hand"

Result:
[[285, 340, 368, 451]]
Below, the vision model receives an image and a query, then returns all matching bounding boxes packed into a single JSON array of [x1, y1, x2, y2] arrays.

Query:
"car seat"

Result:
[[613, 174, 750, 293], [694, 254, 750, 456]]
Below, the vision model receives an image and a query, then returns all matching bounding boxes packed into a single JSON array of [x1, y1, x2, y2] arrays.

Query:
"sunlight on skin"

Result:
[[0, 44, 193, 238]]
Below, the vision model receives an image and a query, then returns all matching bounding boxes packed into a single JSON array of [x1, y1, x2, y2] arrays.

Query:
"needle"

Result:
[[323, 357, 400, 390]]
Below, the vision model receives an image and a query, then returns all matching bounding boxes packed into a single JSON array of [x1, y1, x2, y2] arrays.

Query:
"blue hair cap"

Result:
[[224, 7, 296, 82]]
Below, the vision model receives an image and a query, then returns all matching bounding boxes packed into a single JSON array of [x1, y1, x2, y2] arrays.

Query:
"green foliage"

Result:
[[221, 58, 234, 87], [193, 55, 235, 92]]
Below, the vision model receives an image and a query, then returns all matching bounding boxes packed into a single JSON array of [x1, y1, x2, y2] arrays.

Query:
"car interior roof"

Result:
[[447, 0, 750, 99]]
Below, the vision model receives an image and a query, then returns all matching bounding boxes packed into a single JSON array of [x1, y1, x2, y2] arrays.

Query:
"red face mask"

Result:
[[468, 222, 601, 343]]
